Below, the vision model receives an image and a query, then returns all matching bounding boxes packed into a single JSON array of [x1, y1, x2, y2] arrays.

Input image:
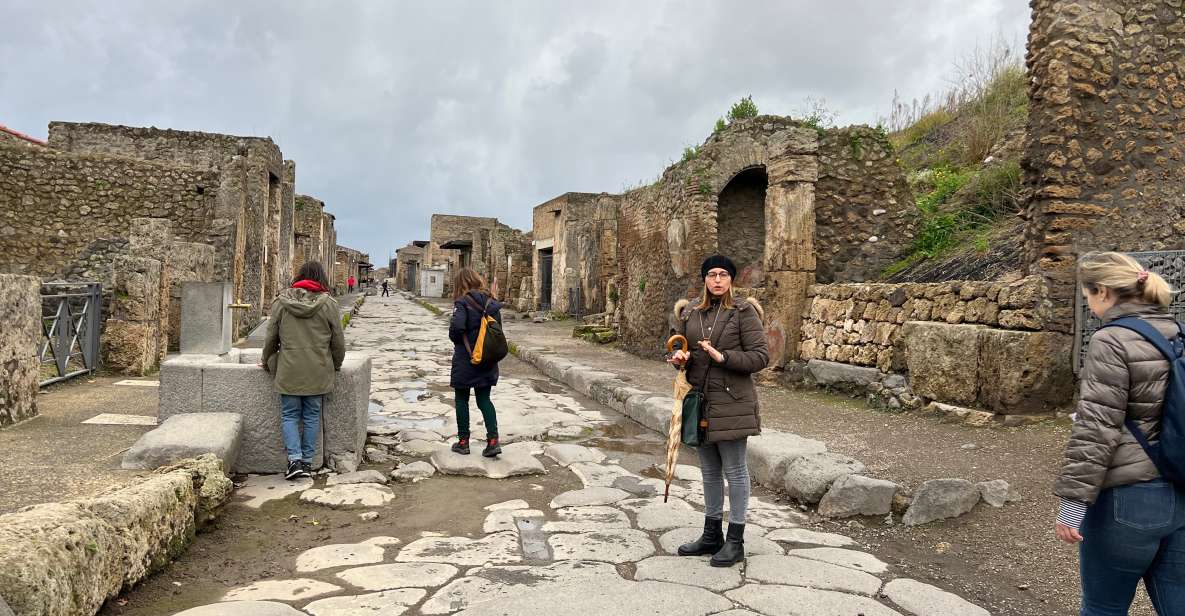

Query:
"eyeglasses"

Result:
[[705, 272, 731, 280]]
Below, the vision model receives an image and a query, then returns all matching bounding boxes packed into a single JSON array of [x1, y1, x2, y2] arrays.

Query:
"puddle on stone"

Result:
[[402, 390, 430, 403], [369, 401, 385, 414], [516, 516, 552, 561]]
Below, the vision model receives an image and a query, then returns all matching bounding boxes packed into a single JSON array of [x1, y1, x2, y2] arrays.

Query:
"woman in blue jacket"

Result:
[[448, 267, 503, 457]]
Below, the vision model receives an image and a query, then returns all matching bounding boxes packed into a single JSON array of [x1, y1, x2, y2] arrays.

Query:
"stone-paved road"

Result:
[[175, 294, 991, 616]]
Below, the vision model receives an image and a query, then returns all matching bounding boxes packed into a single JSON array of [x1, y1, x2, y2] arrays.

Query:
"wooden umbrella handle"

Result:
[[666, 335, 688, 353]]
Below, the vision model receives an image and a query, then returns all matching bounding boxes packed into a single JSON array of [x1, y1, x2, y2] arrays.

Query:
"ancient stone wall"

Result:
[[323, 213, 338, 289], [0, 144, 218, 279], [533, 193, 620, 315], [615, 116, 818, 366], [0, 125, 45, 148], [0, 275, 40, 428], [815, 126, 918, 283], [277, 160, 296, 297], [394, 244, 425, 292], [1024, 0, 1185, 333], [293, 194, 327, 276]]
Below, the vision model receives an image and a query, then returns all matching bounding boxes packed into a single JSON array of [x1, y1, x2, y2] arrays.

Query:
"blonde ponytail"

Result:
[[1078, 251, 1173, 307]]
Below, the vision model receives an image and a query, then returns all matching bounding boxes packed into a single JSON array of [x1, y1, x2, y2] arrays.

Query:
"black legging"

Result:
[[455, 387, 498, 440]]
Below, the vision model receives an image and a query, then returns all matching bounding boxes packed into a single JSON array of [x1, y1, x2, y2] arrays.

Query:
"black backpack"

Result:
[[1101, 316, 1185, 486], [463, 293, 508, 366]]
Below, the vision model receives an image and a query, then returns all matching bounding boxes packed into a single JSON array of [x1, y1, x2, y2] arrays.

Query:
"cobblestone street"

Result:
[[145, 294, 993, 616]]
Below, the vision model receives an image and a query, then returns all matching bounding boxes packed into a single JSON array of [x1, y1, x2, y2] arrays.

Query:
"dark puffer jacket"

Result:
[[449, 291, 502, 389], [1054, 303, 1175, 504], [673, 296, 769, 442]]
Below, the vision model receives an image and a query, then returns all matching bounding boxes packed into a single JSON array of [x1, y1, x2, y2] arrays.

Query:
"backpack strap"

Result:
[[1100, 316, 1183, 469]]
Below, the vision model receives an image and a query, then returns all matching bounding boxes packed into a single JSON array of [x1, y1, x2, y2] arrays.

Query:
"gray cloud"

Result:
[[1, 0, 1028, 263]]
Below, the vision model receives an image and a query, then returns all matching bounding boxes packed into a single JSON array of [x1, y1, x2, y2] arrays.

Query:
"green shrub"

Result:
[[341, 313, 351, 328], [967, 160, 1023, 219], [714, 117, 727, 133], [681, 145, 699, 162], [726, 96, 758, 122], [890, 108, 953, 151], [915, 166, 970, 214]]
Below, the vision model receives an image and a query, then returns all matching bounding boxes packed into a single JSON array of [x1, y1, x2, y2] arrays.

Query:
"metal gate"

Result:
[[39, 283, 102, 387]]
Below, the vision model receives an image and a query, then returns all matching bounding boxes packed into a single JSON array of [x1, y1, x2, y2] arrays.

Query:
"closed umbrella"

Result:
[[663, 334, 693, 503]]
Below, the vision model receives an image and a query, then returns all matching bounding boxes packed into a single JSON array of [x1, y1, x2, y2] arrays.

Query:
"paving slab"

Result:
[[765, 528, 855, 547], [302, 588, 427, 616], [326, 470, 389, 486], [743, 506, 809, 529], [787, 547, 889, 574], [300, 483, 395, 508], [81, 413, 158, 426], [483, 508, 544, 533], [635, 505, 708, 532], [633, 555, 743, 591], [335, 562, 460, 591], [882, 578, 991, 616], [237, 474, 313, 509], [547, 529, 656, 563], [615, 496, 694, 514], [221, 578, 342, 602], [430, 448, 546, 479], [541, 505, 631, 532], [542, 443, 606, 466], [657, 526, 784, 557], [420, 560, 622, 615], [567, 462, 636, 488], [396, 531, 522, 566], [397, 439, 446, 456], [391, 461, 436, 482], [549, 487, 631, 508], [295, 542, 387, 572], [726, 584, 904, 616], [484, 499, 529, 511], [121, 412, 242, 471], [744, 554, 882, 595], [173, 601, 305, 616], [453, 579, 732, 616]]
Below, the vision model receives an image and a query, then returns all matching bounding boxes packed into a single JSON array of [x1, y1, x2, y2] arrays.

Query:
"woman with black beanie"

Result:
[[668, 254, 769, 567]]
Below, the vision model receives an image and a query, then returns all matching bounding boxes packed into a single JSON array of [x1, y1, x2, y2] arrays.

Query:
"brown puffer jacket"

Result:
[[673, 296, 770, 443], [1054, 303, 1175, 504]]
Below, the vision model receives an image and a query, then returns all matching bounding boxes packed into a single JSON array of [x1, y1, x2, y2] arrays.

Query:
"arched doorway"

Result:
[[717, 166, 768, 287]]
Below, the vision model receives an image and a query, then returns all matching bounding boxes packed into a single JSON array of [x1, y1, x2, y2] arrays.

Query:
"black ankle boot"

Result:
[[677, 516, 724, 556], [710, 523, 745, 567], [482, 436, 502, 458], [451, 438, 470, 455]]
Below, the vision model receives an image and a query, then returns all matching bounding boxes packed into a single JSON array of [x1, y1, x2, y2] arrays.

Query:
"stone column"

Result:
[[102, 255, 164, 375], [0, 275, 40, 427], [128, 218, 174, 365], [278, 160, 296, 294]]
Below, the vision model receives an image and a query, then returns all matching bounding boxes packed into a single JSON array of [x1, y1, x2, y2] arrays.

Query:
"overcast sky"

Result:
[[2, 1, 1028, 265]]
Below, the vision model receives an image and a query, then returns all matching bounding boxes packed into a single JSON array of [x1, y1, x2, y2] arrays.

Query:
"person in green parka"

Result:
[[262, 261, 346, 480]]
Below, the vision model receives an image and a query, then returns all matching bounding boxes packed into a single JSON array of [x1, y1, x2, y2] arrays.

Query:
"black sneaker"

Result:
[[301, 461, 314, 477], [482, 437, 502, 458], [451, 438, 470, 455], [285, 460, 304, 480]]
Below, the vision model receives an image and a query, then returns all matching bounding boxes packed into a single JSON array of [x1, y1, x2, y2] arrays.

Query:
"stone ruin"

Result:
[[394, 214, 532, 304], [0, 121, 345, 378]]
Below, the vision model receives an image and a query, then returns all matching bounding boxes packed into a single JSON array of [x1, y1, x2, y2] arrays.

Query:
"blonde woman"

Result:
[[668, 255, 769, 567], [1054, 251, 1184, 615]]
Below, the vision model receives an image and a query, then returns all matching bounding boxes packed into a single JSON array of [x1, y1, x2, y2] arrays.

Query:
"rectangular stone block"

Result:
[[101, 319, 159, 376], [180, 282, 233, 355], [323, 354, 371, 468], [977, 330, 1074, 414], [902, 321, 984, 406], [121, 413, 243, 472], [108, 256, 162, 322], [158, 355, 214, 418]]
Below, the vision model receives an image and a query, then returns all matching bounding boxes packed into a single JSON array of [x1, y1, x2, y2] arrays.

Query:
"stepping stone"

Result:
[[397, 439, 446, 456], [726, 584, 903, 616], [222, 578, 342, 602], [787, 547, 889, 574], [303, 588, 427, 616], [658, 527, 784, 557], [237, 474, 313, 509], [634, 556, 743, 592], [420, 560, 621, 614], [430, 448, 545, 479], [295, 542, 387, 572], [541, 506, 631, 532], [547, 529, 656, 563], [744, 554, 882, 595], [882, 578, 990, 616], [550, 487, 631, 509], [327, 470, 389, 486], [397, 532, 522, 566], [568, 462, 636, 488], [121, 412, 242, 471], [484, 499, 529, 511], [301, 484, 395, 508], [902, 479, 980, 526], [484, 508, 544, 533], [635, 505, 706, 532], [452, 579, 732, 616], [543, 444, 606, 466], [765, 528, 855, 547], [391, 461, 436, 482], [744, 506, 808, 529], [174, 601, 305, 616], [612, 476, 668, 497], [336, 562, 459, 591], [398, 429, 445, 442]]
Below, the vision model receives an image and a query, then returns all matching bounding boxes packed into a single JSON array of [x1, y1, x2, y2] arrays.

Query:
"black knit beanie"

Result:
[[700, 255, 737, 280]]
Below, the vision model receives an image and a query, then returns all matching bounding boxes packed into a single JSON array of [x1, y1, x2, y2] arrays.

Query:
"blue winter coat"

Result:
[[449, 291, 502, 389]]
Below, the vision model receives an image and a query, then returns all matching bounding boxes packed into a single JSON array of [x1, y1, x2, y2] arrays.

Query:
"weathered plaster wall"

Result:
[[532, 192, 620, 315], [1024, 0, 1185, 333], [0, 275, 40, 428]]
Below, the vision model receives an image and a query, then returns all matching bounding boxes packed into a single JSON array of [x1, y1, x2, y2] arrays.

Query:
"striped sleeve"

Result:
[[1057, 497, 1088, 530]]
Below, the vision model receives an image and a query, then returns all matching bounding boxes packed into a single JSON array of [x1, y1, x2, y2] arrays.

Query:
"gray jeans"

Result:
[[697, 437, 750, 524]]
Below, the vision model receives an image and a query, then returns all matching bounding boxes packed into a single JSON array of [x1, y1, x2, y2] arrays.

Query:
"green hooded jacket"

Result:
[[261, 288, 346, 396]]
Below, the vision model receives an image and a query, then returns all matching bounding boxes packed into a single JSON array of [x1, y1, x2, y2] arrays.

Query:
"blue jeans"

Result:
[[280, 394, 322, 464], [1079, 478, 1185, 615]]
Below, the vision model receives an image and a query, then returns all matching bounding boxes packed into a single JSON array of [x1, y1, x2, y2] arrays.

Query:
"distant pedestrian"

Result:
[[1054, 251, 1184, 615], [348, 275, 356, 293], [381, 280, 390, 297], [448, 267, 503, 458], [668, 255, 768, 568], [262, 261, 346, 480]]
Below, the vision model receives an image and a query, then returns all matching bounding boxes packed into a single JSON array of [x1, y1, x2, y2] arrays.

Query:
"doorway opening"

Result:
[[539, 248, 554, 311], [716, 166, 768, 287]]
